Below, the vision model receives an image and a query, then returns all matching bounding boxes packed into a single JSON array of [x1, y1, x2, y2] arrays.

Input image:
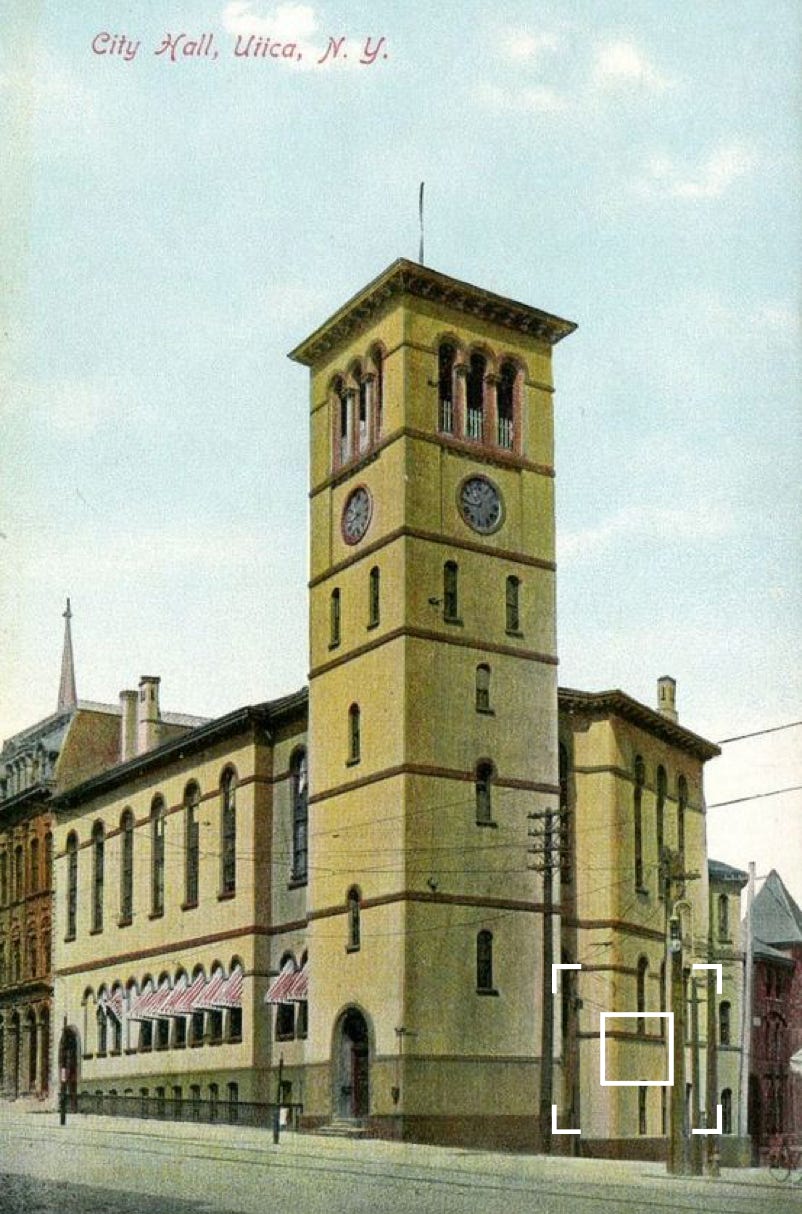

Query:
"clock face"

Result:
[[342, 486, 372, 545], [458, 476, 503, 534]]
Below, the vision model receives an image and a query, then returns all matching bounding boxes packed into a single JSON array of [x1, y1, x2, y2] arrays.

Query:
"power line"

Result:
[[707, 784, 802, 809], [717, 720, 802, 744]]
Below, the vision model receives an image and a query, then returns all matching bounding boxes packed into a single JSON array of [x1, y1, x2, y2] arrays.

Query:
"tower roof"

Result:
[[288, 258, 576, 367], [752, 869, 802, 946], [57, 597, 78, 714]]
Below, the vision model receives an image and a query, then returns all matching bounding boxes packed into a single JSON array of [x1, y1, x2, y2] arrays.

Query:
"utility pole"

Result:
[[738, 861, 756, 1145], [690, 978, 703, 1175], [706, 961, 719, 1175], [529, 803, 565, 1154], [667, 909, 688, 1173]]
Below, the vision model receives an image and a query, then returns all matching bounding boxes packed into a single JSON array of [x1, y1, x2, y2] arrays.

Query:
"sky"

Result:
[[1, 1, 800, 907]]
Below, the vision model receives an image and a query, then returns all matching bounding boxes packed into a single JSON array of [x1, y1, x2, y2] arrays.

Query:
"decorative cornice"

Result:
[[289, 259, 576, 367], [558, 686, 720, 763]]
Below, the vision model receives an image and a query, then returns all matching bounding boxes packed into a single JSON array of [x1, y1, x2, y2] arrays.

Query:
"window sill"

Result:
[[82, 1052, 94, 1061], [64, 934, 76, 944], [476, 706, 495, 716], [228, 1035, 243, 1045], [217, 889, 236, 902], [189, 1040, 204, 1049], [110, 1048, 122, 1057], [443, 616, 463, 627], [345, 758, 360, 769], [366, 620, 379, 631], [154, 1043, 169, 1052], [117, 916, 132, 929], [208, 1039, 223, 1048], [505, 629, 523, 639], [96, 1050, 107, 1059], [476, 988, 499, 997], [635, 886, 650, 898], [89, 926, 103, 936], [288, 876, 308, 890], [275, 1033, 295, 1043], [148, 910, 164, 921], [328, 641, 341, 652], [475, 819, 498, 829], [173, 1041, 187, 1050], [139, 1045, 152, 1054], [345, 943, 361, 954], [181, 900, 198, 912], [124, 1047, 138, 1056]]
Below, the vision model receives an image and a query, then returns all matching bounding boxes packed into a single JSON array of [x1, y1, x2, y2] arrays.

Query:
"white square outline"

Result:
[[599, 1012, 674, 1087]]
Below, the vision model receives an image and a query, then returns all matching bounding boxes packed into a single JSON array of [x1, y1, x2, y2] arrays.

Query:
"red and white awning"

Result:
[[263, 961, 307, 1005], [128, 982, 171, 1021], [193, 970, 228, 1011]]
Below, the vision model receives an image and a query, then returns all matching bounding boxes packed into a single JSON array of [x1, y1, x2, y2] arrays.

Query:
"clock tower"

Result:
[[290, 259, 575, 1145]]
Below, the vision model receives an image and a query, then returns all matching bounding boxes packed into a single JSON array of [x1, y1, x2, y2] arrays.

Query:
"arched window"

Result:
[[477, 930, 494, 992], [151, 797, 165, 916], [368, 566, 380, 628], [475, 664, 491, 713], [348, 704, 361, 765], [443, 561, 459, 621], [438, 342, 456, 433], [638, 1087, 647, 1136], [633, 757, 645, 890], [347, 887, 361, 951], [96, 1004, 108, 1055], [27, 933, 36, 977], [354, 362, 369, 454], [717, 894, 729, 940], [120, 810, 134, 924], [475, 761, 494, 825], [497, 361, 516, 449], [466, 351, 486, 440], [29, 837, 39, 893], [220, 770, 237, 896], [334, 376, 349, 465], [275, 952, 296, 1039], [558, 743, 572, 884], [505, 575, 520, 633], [721, 1088, 733, 1134], [11, 939, 21, 982], [66, 833, 78, 939], [677, 775, 687, 863], [655, 766, 666, 880], [330, 588, 341, 647], [719, 1001, 731, 1046], [291, 749, 308, 883], [636, 956, 648, 1035], [184, 783, 200, 908], [91, 822, 105, 933]]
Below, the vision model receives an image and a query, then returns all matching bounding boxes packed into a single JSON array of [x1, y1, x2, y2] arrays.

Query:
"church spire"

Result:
[[57, 597, 78, 713]]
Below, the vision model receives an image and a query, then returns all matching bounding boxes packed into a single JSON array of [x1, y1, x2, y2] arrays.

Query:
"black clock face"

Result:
[[342, 486, 372, 545], [458, 476, 503, 534]]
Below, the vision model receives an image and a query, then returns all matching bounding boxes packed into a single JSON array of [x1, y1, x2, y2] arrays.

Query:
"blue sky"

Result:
[[2, 1, 800, 903]]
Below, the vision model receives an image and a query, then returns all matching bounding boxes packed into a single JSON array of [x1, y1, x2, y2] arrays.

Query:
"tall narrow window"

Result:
[[348, 705, 361, 765], [335, 377, 349, 465], [220, 770, 237, 896], [370, 344, 384, 438], [347, 887, 361, 951], [97, 1006, 108, 1055], [66, 833, 78, 939], [475, 664, 491, 712], [29, 837, 39, 893], [721, 1088, 732, 1134], [291, 749, 308, 883], [655, 766, 666, 880], [719, 1001, 731, 1046], [677, 775, 687, 865], [633, 756, 645, 890], [0, 852, 6, 905], [717, 893, 729, 940], [636, 956, 648, 1035], [466, 351, 486, 440], [559, 743, 572, 884], [14, 846, 23, 901], [443, 561, 459, 621], [368, 566, 380, 628], [476, 930, 494, 992], [475, 761, 494, 825], [638, 1087, 647, 1136], [120, 810, 134, 924], [505, 575, 520, 633], [44, 833, 53, 890], [185, 783, 200, 908], [330, 588, 341, 647], [151, 797, 165, 916], [438, 342, 455, 433], [497, 361, 516, 449], [91, 822, 104, 933]]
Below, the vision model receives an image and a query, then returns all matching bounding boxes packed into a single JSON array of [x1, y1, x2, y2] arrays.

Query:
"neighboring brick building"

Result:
[[748, 869, 802, 1158]]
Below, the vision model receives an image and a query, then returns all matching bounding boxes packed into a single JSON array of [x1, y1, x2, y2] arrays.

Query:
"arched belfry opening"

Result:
[[332, 1006, 371, 1120]]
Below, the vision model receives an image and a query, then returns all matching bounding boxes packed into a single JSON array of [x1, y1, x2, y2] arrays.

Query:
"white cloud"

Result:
[[593, 39, 673, 91], [498, 29, 559, 63], [221, 1, 318, 39], [558, 504, 732, 563], [479, 82, 567, 114], [638, 142, 754, 199], [7, 379, 155, 438]]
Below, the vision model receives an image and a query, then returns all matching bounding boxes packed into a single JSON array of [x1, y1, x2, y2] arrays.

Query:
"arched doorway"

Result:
[[333, 1007, 370, 1120], [58, 1025, 79, 1111], [10, 1012, 20, 1099], [26, 1010, 37, 1094]]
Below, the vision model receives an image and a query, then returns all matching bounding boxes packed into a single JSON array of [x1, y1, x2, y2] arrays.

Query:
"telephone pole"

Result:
[[528, 803, 566, 1154]]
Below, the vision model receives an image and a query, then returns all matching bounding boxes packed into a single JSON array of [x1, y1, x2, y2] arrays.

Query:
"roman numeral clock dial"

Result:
[[458, 475, 503, 534], [342, 485, 372, 545]]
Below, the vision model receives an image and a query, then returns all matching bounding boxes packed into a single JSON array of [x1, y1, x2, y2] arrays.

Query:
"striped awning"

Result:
[[193, 970, 228, 1012], [128, 982, 171, 1021], [263, 961, 307, 1005]]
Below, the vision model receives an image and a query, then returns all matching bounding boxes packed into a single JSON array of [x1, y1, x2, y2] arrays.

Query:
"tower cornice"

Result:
[[288, 258, 576, 367]]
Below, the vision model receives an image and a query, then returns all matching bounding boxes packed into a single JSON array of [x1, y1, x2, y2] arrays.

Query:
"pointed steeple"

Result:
[[57, 597, 78, 713]]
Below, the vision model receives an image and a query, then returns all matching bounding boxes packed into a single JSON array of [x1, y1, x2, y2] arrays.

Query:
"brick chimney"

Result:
[[119, 690, 138, 761], [657, 675, 678, 723], [137, 676, 162, 754]]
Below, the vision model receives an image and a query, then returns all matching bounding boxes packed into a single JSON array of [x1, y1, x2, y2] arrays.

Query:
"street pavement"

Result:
[[0, 1105, 799, 1214]]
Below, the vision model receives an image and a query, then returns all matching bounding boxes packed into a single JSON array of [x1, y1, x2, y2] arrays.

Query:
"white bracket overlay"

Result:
[[691, 962, 723, 994], [551, 962, 582, 995], [551, 964, 583, 1133], [551, 1104, 581, 1136], [692, 1103, 723, 1135]]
